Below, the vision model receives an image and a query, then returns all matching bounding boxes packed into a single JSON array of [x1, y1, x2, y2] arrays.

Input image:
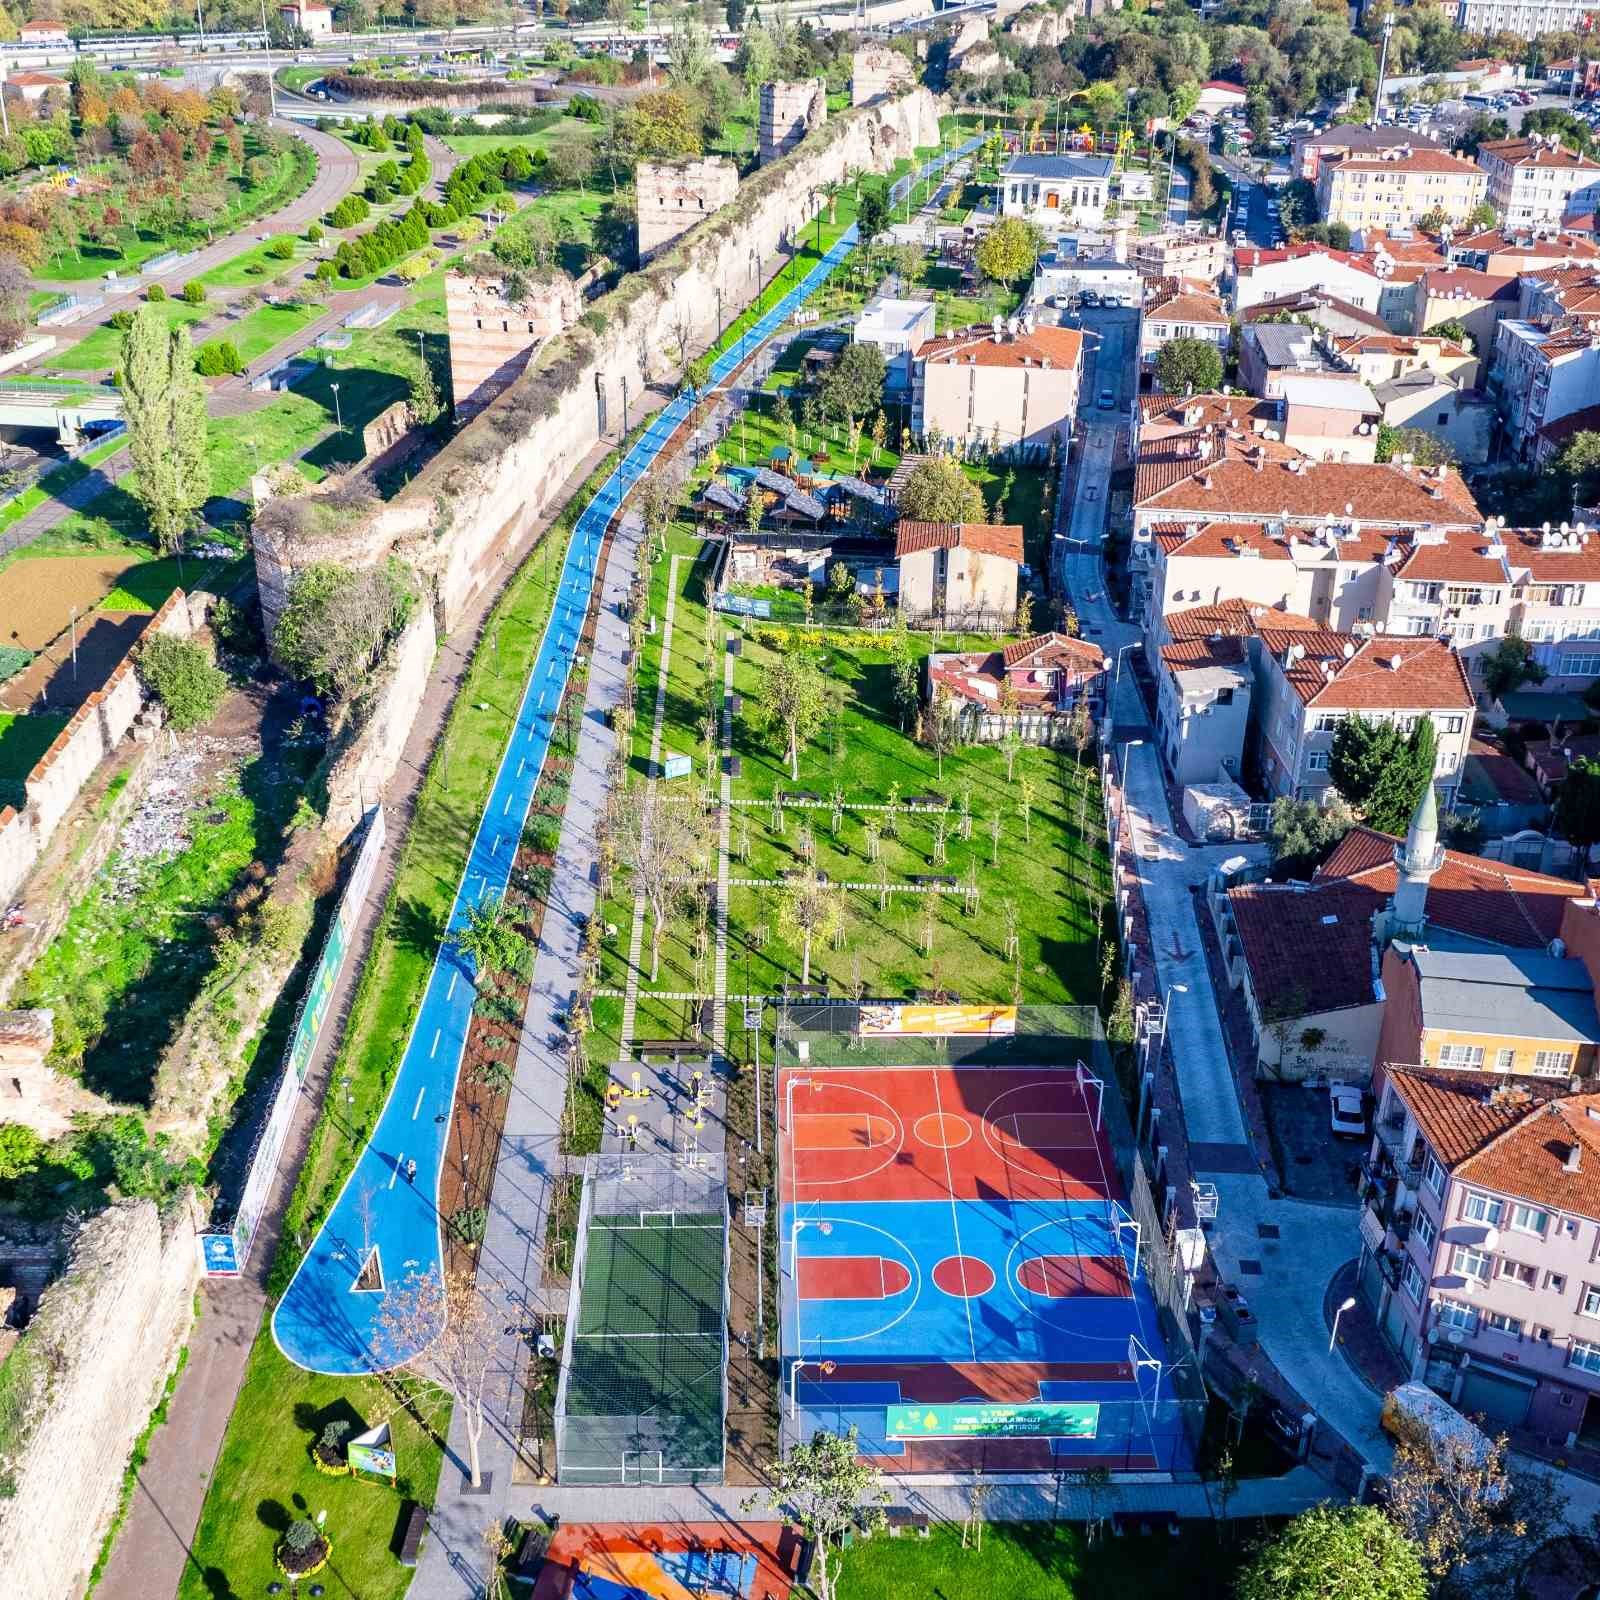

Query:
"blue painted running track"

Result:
[[274, 139, 979, 1374]]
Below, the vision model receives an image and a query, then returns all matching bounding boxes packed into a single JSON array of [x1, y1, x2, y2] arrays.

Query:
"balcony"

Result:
[[1374, 1113, 1423, 1190]]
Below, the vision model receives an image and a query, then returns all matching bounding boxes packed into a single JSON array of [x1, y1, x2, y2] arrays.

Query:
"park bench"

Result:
[[635, 1039, 708, 1063], [885, 1510, 930, 1538], [1111, 1510, 1179, 1539], [905, 791, 946, 810], [908, 874, 958, 888], [781, 790, 822, 804], [514, 1527, 549, 1574], [398, 1503, 428, 1567]]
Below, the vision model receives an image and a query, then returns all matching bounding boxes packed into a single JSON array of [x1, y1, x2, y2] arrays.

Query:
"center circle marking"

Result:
[[932, 1255, 995, 1298], [913, 1111, 973, 1149]]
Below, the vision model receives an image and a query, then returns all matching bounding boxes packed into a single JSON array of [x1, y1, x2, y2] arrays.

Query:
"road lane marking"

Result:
[[430, 1029, 441, 1058], [413, 1085, 426, 1118], [389, 1153, 403, 1189]]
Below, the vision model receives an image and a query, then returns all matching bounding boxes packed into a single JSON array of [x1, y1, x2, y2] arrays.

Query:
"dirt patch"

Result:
[[0, 554, 146, 650], [0, 612, 148, 716]]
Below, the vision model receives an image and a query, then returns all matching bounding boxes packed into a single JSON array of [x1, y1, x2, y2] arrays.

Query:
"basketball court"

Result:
[[779, 1063, 1191, 1472]]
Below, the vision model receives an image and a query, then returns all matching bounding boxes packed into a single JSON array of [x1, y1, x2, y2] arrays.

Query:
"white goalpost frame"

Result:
[[1126, 1334, 1165, 1463], [1074, 1060, 1105, 1131], [1109, 1200, 1143, 1283]]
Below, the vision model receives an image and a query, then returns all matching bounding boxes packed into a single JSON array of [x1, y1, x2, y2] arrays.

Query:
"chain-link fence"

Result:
[[554, 1154, 730, 1484]]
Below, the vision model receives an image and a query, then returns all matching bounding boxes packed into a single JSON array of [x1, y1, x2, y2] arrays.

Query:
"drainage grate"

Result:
[[1237, 1259, 1264, 1276], [1257, 1224, 1280, 1240]]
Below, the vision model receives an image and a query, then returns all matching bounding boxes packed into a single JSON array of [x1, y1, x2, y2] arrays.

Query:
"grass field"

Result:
[[0, 435, 130, 552], [443, 117, 597, 159], [834, 1523, 1247, 1600], [174, 1328, 446, 1600], [99, 555, 230, 613], [199, 237, 309, 291], [213, 300, 325, 367], [0, 711, 67, 804], [51, 301, 208, 372]]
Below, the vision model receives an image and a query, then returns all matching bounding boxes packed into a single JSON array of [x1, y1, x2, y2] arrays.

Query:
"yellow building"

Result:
[[1316, 146, 1488, 233]]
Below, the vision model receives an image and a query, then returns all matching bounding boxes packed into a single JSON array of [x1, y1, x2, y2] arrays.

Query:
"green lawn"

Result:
[[0, 434, 131, 553], [443, 118, 597, 159], [835, 1523, 1246, 1600], [99, 556, 230, 613], [199, 237, 309, 291], [51, 300, 209, 372], [211, 300, 325, 367], [0, 712, 67, 804], [174, 1327, 445, 1600]]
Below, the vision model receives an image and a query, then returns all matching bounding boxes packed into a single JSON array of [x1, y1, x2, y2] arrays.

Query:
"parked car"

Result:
[[1329, 1081, 1366, 1139], [1097, 387, 1116, 409]]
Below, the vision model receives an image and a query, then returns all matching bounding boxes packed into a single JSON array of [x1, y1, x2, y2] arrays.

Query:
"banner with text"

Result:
[[858, 1004, 1018, 1038], [885, 1402, 1100, 1440]]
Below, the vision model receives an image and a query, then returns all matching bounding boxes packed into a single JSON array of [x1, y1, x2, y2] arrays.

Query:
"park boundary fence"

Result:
[[554, 1153, 731, 1484], [196, 807, 387, 1276]]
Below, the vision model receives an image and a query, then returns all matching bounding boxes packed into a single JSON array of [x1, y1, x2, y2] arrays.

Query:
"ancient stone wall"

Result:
[[445, 265, 583, 423], [851, 46, 915, 107], [0, 592, 195, 914], [0, 1196, 203, 1600], [759, 78, 828, 165], [636, 157, 740, 261]]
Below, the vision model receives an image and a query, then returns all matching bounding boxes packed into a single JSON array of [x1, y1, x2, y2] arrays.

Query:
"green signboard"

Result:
[[885, 1402, 1100, 1440]]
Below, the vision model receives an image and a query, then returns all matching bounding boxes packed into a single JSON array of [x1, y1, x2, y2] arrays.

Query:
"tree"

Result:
[[1557, 430, 1600, 507], [1153, 336, 1223, 396], [136, 635, 226, 732], [617, 787, 709, 983], [0, 1124, 45, 1183], [777, 867, 844, 986], [452, 895, 527, 978], [1268, 793, 1356, 876], [1329, 714, 1407, 813], [924, 698, 962, 778], [856, 183, 889, 245], [896, 457, 985, 524], [371, 1268, 500, 1490], [1375, 423, 1456, 468], [819, 342, 887, 429], [755, 651, 832, 781], [1365, 716, 1435, 836], [974, 216, 1043, 284], [618, 88, 703, 161], [1481, 633, 1547, 702], [744, 1428, 889, 1600], [272, 561, 417, 701], [1556, 756, 1600, 860], [1236, 1505, 1426, 1600], [119, 306, 209, 553]]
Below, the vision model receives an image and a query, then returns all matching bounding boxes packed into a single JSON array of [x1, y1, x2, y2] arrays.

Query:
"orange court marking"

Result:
[[912, 1111, 973, 1149], [1016, 1253, 1133, 1299], [797, 1255, 912, 1300], [793, 1111, 897, 1151]]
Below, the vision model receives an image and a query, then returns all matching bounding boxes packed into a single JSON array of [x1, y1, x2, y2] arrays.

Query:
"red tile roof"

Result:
[[1418, 266, 1520, 299], [1160, 598, 1323, 640], [1332, 332, 1472, 362], [1241, 291, 1390, 331], [1138, 392, 1279, 431], [1391, 534, 1509, 585], [1318, 826, 1585, 946], [928, 633, 1105, 712], [1504, 525, 1600, 582], [1536, 401, 1600, 451], [895, 521, 1024, 562], [1464, 736, 1546, 807], [1327, 147, 1483, 176], [918, 324, 1084, 373], [1385, 1069, 1549, 1168], [1269, 635, 1473, 711], [1227, 879, 1386, 1015], [1457, 1095, 1600, 1220], [1159, 634, 1249, 671], [1479, 137, 1600, 173], [1000, 631, 1102, 669], [1144, 283, 1230, 325]]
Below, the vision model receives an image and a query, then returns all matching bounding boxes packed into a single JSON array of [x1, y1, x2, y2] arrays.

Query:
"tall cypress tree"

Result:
[[118, 305, 208, 555]]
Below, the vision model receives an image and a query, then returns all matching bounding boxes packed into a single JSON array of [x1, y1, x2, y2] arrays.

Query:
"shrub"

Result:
[[145, 283, 167, 303], [283, 1520, 319, 1555], [305, 222, 323, 243], [209, 596, 263, 657], [108, 310, 135, 331], [136, 635, 227, 731], [181, 281, 205, 305], [267, 237, 295, 260], [448, 1205, 488, 1244], [195, 340, 243, 377], [328, 193, 370, 229], [318, 1419, 350, 1452]]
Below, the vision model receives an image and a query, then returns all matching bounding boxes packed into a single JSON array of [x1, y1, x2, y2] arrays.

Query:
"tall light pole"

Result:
[[1371, 11, 1395, 128], [1329, 1295, 1358, 1352], [330, 382, 341, 429], [1158, 982, 1188, 1057], [1119, 737, 1144, 840], [1112, 640, 1141, 712], [258, 0, 278, 119]]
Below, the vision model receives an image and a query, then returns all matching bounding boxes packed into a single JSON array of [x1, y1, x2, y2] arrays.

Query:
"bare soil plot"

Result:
[[0, 552, 147, 650], [0, 612, 147, 716]]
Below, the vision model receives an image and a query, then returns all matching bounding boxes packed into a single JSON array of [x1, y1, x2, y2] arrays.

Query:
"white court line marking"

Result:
[[446, 972, 457, 1000], [412, 1085, 426, 1119], [388, 1154, 403, 1190], [932, 1071, 979, 1364], [492, 833, 500, 856], [517, 759, 525, 776], [430, 1029, 441, 1059], [503, 793, 513, 813]]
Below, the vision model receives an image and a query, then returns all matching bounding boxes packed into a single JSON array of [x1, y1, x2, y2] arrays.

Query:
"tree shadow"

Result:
[[199, 1568, 242, 1600], [256, 1497, 291, 1534], [393, 893, 448, 958]]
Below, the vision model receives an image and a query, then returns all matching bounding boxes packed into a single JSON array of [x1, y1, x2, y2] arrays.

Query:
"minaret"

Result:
[[1391, 781, 1444, 939]]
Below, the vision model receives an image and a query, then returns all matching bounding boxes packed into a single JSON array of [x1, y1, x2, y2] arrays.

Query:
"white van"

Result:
[[1381, 1382, 1505, 1499]]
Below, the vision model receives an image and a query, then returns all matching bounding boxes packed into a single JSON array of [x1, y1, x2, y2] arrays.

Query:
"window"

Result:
[[1453, 1245, 1491, 1282], [1402, 1256, 1425, 1304], [1217, 687, 1234, 705], [1546, 1271, 1566, 1295], [1494, 1048, 1516, 1072], [1482, 1309, 1524, 1336], [1583, 1285, 1600, 1319], [1532, 1050, 1575, 1079], [1414, 1210, 1437, 1253], [1314, 713, 1342, 731], [1463, 1191, 1504, 1226], [1436, 1044, 1485, 1070], [1498, 1258, 1537, 1288], [1439, 715, 1465, 734], [1533, 1324, 1554, 1343], [1438, 412, 1450, 426], [1307, 750, 1330, 771], [1570, 1340, 1600, 1375], [1436, 1297, 1476, 1332], [1563, 652, 1600, 676], [1510, 1202, 1550, 1236], [1423, 1153, 1446, 1196]]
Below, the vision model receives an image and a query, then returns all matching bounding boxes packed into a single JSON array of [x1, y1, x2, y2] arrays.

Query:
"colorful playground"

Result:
[[532, 1523, 799, 1600], [779, 1063, 1192, 1472]]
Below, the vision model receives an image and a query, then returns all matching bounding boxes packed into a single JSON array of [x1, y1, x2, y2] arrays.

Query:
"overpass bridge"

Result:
[[0, 383, 123, 445]]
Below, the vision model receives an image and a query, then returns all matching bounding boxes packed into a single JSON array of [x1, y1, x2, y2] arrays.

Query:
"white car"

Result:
[[1329, 1081, 1366, 1140]]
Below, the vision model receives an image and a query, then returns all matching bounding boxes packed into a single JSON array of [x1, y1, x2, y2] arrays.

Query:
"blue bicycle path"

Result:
[[273, 137, 978, 1375]]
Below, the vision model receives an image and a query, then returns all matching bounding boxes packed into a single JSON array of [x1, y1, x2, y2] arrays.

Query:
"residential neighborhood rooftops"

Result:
[[1277, 373, 1381, 413], [1325, 146, 1481, 176], [1318, 826, 1585, 946], [1160, 598, 1323, 639], [917, 323, 1085, 372], [1460, 735, 1546, 809], [1478, 136, 1600, 173], [1227, 878, 1385, 1017], [1301, 123, 1443, 154], [1242, 291, 1390, 331], [1137, 393, 1280, 432], [1409, 946, 1600, 1045], [1264, 633, 1473, 711], [928, 631, 1105, 712], [1391, 531, 1510, 585], [894, 521, 1025, 562], [1158, 634, 1250, 673], [1143, 282, 1229, 324], [1384, 1069, 1556, 1168]]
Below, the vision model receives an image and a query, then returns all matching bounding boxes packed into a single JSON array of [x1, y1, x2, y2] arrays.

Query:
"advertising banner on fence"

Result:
[[347, 1422, 396, 1480], [858, 1004, 1018, 1037], [885, 1402, 1099, 1440], [198, 809, 388, 1278]]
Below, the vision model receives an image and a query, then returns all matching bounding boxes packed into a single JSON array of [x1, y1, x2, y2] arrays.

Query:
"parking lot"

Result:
[[1259, 1081, 1368, 1203]]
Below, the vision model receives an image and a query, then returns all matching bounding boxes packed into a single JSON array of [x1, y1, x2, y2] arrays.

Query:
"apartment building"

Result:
[[1407, 268, 1520, 360], [1455, 0, 1593, 36], [1275, 374, 1382, 461], [1294, 124, 1445, 185], [1000, 153, 1113, 229], [1358, 1065, 1600, 1441], [912, 320, 1084, 461], [1491, 315, 1600, 459], [1242, 291, 1390, 340], [1156, 634, 1254, 786], [1130, 231, 1229, 283], [1372, 368, 1494, 465], [896, 521, 1023, 623], [1253, 632, 1474, 804], [1232, 244, 1389, 318], [1478, 137, 1600, 232], [1140, 280, 1231, 380], [1239, 323, 1346, 398], [1330, 331, 1479, 390], [1316, 147, 1488, 235]]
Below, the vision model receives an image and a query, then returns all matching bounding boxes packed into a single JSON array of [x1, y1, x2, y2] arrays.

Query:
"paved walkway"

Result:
[[92, 407, 670, 1600]]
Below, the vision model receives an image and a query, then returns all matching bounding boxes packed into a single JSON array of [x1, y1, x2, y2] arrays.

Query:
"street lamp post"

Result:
[[1158, 982, 1188, 1058], [1112, 641, 1141, 711], [330, 382, 342, 430], [1119, 737, 1144, 841], [1329, 1295, 1358, 1352]]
